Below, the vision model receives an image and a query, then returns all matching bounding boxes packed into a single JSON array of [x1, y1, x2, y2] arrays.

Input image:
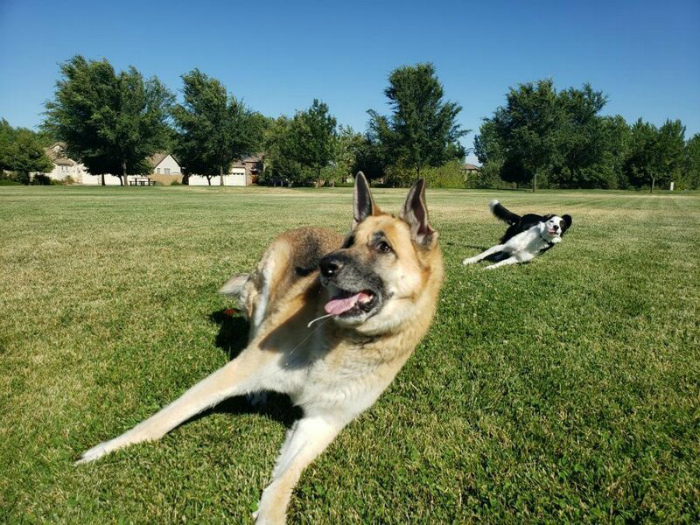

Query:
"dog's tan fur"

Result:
[[78, 174, 443, 524]]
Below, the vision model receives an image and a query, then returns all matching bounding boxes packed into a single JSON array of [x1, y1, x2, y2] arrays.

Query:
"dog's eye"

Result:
[[376, 241, 392, 254]]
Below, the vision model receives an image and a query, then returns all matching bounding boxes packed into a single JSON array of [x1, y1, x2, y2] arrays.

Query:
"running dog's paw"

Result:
[[463, 257, 478, 265], [253, 509, 285, 525], [75, 441, 111, 465]]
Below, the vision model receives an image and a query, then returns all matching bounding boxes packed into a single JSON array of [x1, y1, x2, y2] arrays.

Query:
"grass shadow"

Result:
[[201, 309, 302, 429], [209, 309, 249, 360]]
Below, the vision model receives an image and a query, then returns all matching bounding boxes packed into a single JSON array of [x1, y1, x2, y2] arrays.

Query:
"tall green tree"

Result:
[[287, 99, 338, 185], [554, 84, 611, 188], [0, 119, 53, 183], [487, 79, 564, 191], [683, 134, 700, 189], [0, 118, 14, 176], [625, 119, 685, 193], [352, 135, 387, 183], [328, 125, 363, 184], [259, 116, 301, 185], [368, 63, 467, 178], [172, 69, 263, 185], [44, 55, 173, 186]]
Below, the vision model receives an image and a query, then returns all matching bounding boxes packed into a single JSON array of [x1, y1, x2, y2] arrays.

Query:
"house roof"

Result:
[[241, 154, 263, 163], [148, 151, 180, 168], [231, 153, 264, 169], [463, 163, 480, 170], [44, 142, 75, 166]]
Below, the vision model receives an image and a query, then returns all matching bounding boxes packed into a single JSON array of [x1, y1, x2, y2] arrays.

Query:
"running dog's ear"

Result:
[[402, 178, 436, 248], [562, 214, 573, 234], [353, 171, 380, 227]]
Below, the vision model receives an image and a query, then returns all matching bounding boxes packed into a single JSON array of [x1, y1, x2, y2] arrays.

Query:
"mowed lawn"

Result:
[[1, 185, 699, 523]]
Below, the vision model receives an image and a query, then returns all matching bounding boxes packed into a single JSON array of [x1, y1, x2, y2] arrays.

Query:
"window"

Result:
[[164, 168, 170, 175], [156, 168, 161, 174]]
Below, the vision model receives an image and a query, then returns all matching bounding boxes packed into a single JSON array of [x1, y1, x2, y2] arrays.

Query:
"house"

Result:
[[188, 153, 263, 186], [235, 154, 263, 185], [39, 142, 89, 183], [148, 152, 182, 185], [462, 163, 480, 176]]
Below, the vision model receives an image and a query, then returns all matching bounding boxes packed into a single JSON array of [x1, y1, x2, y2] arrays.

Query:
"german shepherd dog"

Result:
[[77, 173, 444, 524]]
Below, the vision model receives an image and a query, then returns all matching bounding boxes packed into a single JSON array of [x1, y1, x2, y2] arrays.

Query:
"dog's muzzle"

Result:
[[319, 253, 381, 317]]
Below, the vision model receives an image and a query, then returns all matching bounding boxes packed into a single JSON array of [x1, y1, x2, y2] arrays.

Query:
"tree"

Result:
[[0, 120, 52, 184], [172, 69, 263, 185], [368, 63, 467, 178], [323, 125, 363, 185], [683, 134, 700, 189], [286, 99, 337, 186], [44, 55, 173, 186], [487, 79, 564, 191], [0, 119, 14, 176], [259, 116, 301, 185], [625, 119, 685, 193], [553, 84, 610, 188], [352, 135, 387, 184]]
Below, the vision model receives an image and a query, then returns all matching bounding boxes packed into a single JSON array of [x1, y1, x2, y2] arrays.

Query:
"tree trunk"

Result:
[[101, 174, 105, 186], [182, 173, 189, 185], [532, 173, 537, 193], [219, 165, 225, 186], [207, 176, 212, 186], [650, 176, 655, 194], [121, 160, 127, 187]]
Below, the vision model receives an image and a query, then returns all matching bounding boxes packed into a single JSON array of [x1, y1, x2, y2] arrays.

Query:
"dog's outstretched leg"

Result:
[[463, 244, 505, 265], [253, 415, 346, 525], [77, 349, 267, 464], [484, 255, 526, 270]]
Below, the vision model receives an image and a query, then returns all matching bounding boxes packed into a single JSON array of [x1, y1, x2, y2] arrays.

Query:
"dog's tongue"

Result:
[[325, 292, 370, 315]]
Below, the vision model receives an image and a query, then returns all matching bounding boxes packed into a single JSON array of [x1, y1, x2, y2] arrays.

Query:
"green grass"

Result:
[[1, 186, 699, 523]]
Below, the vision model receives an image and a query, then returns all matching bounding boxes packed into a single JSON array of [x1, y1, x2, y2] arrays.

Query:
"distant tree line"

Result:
[[474, 79, 699, 192], [1, 55, 698, 191]]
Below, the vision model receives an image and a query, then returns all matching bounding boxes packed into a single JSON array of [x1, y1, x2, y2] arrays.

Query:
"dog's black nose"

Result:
[[320, 255, 343, 278]]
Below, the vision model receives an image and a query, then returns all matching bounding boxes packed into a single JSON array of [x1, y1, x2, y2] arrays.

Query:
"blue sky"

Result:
[[1, 0, 698, 164]]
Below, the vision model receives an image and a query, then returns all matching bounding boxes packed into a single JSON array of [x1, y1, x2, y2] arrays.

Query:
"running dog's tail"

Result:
[[490, 200, 520, 225]]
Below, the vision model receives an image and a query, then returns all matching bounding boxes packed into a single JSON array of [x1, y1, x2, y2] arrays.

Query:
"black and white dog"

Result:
[[463, 200, 572, 270]]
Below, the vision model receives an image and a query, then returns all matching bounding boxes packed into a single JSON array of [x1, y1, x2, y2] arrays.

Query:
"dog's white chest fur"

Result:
[[503, 224, 555, 257]]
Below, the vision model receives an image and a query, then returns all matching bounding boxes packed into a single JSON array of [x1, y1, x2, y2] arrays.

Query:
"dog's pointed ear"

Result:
[[562, 214, 573, 233], [353, 171, 380, 227], [402, 178, 436, 247]]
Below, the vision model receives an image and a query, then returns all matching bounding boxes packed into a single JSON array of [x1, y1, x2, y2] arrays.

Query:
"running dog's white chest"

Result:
[[504, 227, 548, 254]]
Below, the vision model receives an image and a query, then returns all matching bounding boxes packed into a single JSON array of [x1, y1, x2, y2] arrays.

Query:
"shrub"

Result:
[[31, 174, 52, 185], [421, 160, 465, 189]]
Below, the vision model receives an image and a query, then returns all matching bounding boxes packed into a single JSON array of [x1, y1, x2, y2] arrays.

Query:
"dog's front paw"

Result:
[[253, 506, 285, 525], [254, 484, 288, 525], [75, 441, 111, 465]]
